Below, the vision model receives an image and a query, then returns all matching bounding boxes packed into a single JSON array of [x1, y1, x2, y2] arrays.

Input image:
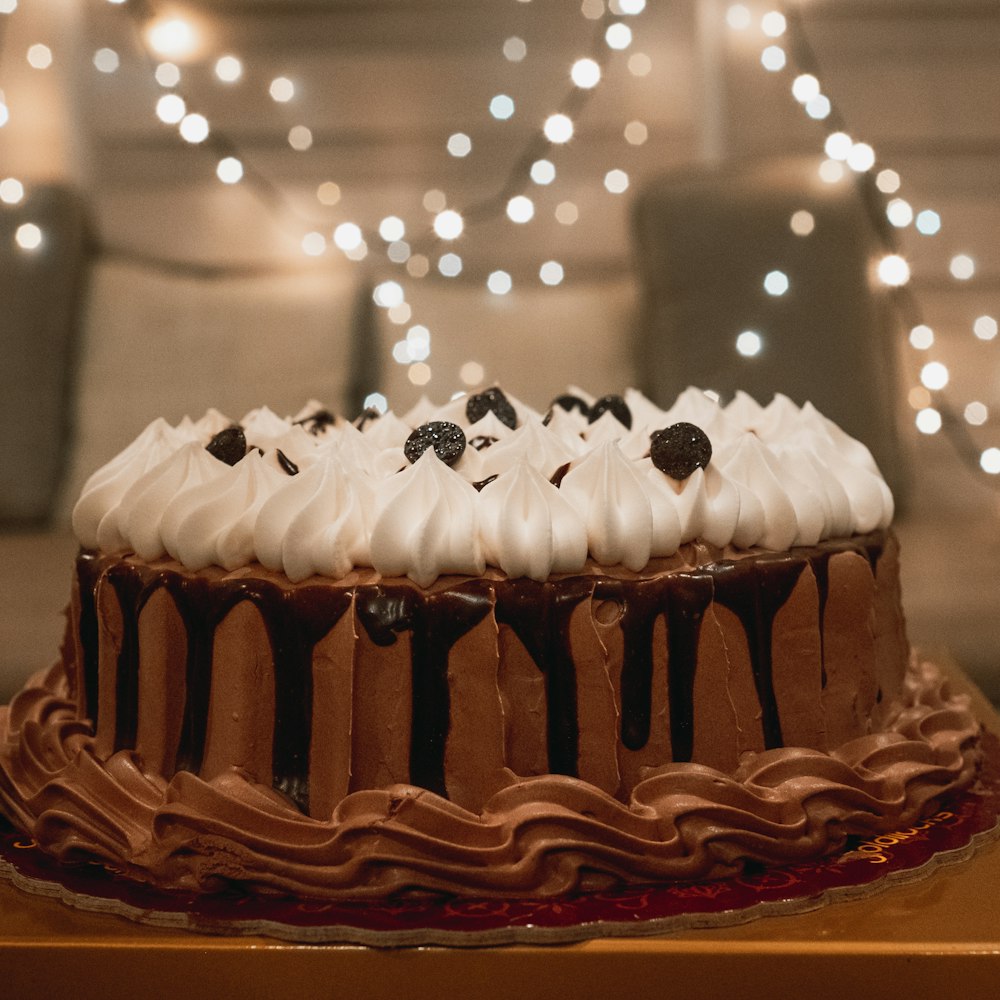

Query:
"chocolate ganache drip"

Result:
[[75, 533, 889, 816]]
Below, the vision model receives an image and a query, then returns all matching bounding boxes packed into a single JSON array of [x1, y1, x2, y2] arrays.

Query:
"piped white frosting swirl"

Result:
[[71, 388, 896, 584], [479, 459, 588, 580]]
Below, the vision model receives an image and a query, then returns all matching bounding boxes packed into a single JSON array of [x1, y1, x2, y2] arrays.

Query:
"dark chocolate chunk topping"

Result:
[[469, 434, 499, 451], [354, 407, 382, 431], [404, 420, 467, 467], [649, 422, 713, 480], [466, 387, 517, 430], [588, 394, 632, 429], [276, 449, 299, 476], [206, 426, 247, 466], [551, 394, 591, 418], [549, 462, 571, 488], [294, 409, 336, 435], [473, 475, 499, 491]]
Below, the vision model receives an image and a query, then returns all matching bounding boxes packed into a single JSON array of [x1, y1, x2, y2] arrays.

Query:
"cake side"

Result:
[[0, 650, 979, 898], [0, 529, 981, 899], [65, 533, 905, 817]]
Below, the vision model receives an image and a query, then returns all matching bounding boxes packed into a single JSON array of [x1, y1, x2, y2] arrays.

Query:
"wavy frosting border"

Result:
[[0, 658, 982, 900]]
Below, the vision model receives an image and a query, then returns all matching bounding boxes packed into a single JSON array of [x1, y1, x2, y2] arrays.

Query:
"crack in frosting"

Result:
[[0, 658, 981, 899]]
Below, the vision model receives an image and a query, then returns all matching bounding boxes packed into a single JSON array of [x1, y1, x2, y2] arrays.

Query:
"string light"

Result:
[[460, 361, 485, 386], [438, 253, 462, 277], [216, 157, 243, 183], [317, 182, 341, 206], [627, 52, 652, 76], [179, 113, 209, 144], [363, 392, 389, 414], [379, 216, 405, 242], [506, 195, 535, 223], [301, 232, 326, 256], [146, 18, 196, 60], [373, 281, 405, 309], [82, 1, 651, 385], [736, 331, 763, 357], [155, 62, 180, 87], [915, 209, 941, 235], [761, 46, 786, 71], [846, 142, 875, 172], [966, 402, 989, 427], [447, 133, 472, 157], [487, 271, 513, 295], [333, 222, 363, 252], [739, 5, 998, 489], [876, 169, 901, 194], [14, 223, 42, 250], [543, 113, 574, 143], [571, 58, 601, 88], [791, 74, 820, 103], [920, 361, 949, 391], [949, 254, 975, 280], [93, 49, 120, 74], [0, 177, 25, 204], [530, 159, 556, 184], [288, 125, 313, 151], [916, 408, 942, 435], [886, 198, 913, 227], [215, 56, 242, 83], [624, 120, 648, 144], [824, 132, 852, 160], [489, 94, 515, 120], [790, 209, 814, 236], [604, 169, 629, 193], [555, 201, 579, 224], [155, 94, 186, 124], [726, 5, 752, 30], [433, 209, 464, 240], [503, 37, 527, 62], [269, 77, 294, 103], [26, 44, 53, 69], [761, 11, 787, 37], [981, 448, 1000, 475], [877, 254, 910, 287], [539, 261, 565, 286], [605, 23, 632, 49], [763, 270, 789, 296], [973, 316, 998, 341]]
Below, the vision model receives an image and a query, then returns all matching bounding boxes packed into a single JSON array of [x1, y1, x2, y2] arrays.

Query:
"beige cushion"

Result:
[[59, 259, 359, 523], [372, 276, 640, 414]]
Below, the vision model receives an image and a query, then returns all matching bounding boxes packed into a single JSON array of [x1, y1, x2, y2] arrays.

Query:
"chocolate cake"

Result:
[[0, 386, 981, 898]]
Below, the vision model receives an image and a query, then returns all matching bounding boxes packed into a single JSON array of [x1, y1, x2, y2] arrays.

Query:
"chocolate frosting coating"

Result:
[[0, 658, 980, 898]]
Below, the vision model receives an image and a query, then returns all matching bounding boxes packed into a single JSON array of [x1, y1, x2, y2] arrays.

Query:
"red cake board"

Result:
[[2, 730, 999, 948]]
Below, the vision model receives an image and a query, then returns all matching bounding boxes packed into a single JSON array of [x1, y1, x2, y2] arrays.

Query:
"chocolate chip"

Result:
[[294, 409, 337, 435], [276, 449, 299, 476], [354, 407, 382, 431], [549, 462, 571, 488], [466, 387, 517, 430], [649, 422, 712, 480], [588, 394, 632, 429], [469, 435, 499, 451], [473, 475, 499, 491], [206, 426, 247, 466], [404, 421, 467, 467]]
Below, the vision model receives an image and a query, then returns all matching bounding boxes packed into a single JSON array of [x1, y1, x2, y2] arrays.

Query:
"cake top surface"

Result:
[[72, 386, 893, 586]]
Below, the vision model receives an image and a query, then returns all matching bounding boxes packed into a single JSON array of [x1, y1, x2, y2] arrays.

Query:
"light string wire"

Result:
[[778, 1, 998, 488]]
